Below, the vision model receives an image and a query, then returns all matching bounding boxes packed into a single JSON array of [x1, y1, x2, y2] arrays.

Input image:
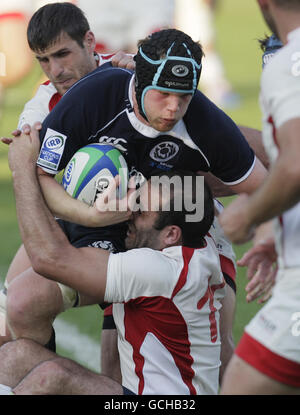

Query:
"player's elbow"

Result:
[[29, 246, 64, 281]]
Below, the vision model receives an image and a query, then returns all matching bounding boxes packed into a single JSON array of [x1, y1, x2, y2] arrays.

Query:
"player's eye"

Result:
[[56, 51, 70, 58], [36, 57, 49, 63]]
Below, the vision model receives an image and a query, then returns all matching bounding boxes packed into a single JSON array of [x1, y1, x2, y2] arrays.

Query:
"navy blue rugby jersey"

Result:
[[37, 63, 255, 242], [38, 63, 255, 182]]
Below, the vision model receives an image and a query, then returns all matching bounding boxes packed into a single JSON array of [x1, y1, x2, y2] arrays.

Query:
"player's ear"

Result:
[[84, 30, 96, 52], [163, 225, 182, 247]]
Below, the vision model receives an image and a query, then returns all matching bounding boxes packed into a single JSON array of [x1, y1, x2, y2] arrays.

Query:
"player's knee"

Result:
[[6, 283, 37, 329], [6, 278, 61, 329], [32, 359, 69, 392], [0, 338, 36, 363]]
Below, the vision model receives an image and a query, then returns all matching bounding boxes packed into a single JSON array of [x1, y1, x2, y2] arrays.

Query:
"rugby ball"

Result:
[[62, 144, 128, 206]]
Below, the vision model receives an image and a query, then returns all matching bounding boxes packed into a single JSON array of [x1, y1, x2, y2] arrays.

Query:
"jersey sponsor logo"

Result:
[[37, 128, 67, 173], [164, 80, 190, 88], [88, 240, 116, 252], [171, 64, 189, 77], [44, 135, 64, 150], [150, 141, 180, 163], [98, 136, 127, 152]]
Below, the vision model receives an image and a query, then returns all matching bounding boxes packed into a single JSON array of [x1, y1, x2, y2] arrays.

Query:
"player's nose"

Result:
[[49, 58, 64, 78], [166, 95, 180, 113]]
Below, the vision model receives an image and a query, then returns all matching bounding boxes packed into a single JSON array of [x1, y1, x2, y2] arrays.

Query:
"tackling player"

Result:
[[0, 132, 226, 395], [0, 3, 234, 386]]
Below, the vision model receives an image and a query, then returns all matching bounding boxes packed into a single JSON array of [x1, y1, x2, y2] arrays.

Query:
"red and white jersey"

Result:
[[260, 27, 300, 268], [17, 53, 114, 130], [105, 237, 226, 395], [210, 199, 236, 282]]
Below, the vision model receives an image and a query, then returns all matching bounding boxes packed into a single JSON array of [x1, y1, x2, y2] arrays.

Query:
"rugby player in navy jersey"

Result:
[[3, 28, 268, 383]]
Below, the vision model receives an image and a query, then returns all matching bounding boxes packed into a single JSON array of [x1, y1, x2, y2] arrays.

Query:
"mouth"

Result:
[[55, 78, 73, 87]]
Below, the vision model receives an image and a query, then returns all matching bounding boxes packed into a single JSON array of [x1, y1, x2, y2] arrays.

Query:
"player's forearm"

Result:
[[13, 168, 68, 274], [199, 171, 236, 197], [238, 125, 270, 170], [38, 173, 130, 227]]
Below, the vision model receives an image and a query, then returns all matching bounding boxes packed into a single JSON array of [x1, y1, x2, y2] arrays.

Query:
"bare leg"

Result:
[[101, 329, 122, 383], [5, 244, 31, 283], [220, 354, 300, 395], [0, 339, 123, 395], [0, 339, 56, 388], [15, 357, 123, 395], [0, 244, 33, 345], [6, 268, 64, 345]]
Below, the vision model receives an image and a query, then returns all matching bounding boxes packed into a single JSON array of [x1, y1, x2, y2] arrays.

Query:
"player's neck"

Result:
[[272, 8, 300, 44]]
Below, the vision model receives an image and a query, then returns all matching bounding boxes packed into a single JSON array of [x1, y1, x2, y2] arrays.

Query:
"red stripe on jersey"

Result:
[[103, 304, 113, 317], [0, 13, 26, 20], [101, 54, 115, 61], [42, 80, 51, 86], [219, 254, 236, 281], [171, 247, 194, 299], [123, 296, 197, 395], [268, 115, 280, 150], [197, 277, 225, 343], [236, 332, 300, 387], [49, 93, 62, 112], [268, 115, 285, 256]]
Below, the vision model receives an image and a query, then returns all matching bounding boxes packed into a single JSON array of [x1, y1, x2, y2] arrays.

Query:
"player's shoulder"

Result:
[[184, 89, 243, 145], [73, 63, 132, 89], [35, 80, 58, 99], [262, 36, 300, 88], [186, 90, 237, 128]]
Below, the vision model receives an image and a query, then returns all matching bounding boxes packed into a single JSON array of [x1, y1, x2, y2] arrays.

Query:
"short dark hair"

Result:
[[27, 2, 90, 52], [150, 170, 214, 248]]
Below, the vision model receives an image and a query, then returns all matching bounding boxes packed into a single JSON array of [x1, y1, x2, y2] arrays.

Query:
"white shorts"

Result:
[[236, 267, 300, 386]]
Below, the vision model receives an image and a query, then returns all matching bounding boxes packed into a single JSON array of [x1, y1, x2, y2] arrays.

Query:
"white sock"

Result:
[[0, 384, 14, 395]]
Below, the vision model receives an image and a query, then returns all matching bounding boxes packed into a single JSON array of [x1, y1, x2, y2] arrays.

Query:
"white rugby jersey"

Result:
[[105, 237, 226, 395], [17, 53, 114, 130], [210, 199, 236, 280], [260, 27, 300, 268]]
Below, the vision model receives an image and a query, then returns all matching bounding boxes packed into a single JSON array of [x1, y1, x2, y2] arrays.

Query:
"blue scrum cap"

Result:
[[262, 34, 283, 68], [134, 29, 203, 120]]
